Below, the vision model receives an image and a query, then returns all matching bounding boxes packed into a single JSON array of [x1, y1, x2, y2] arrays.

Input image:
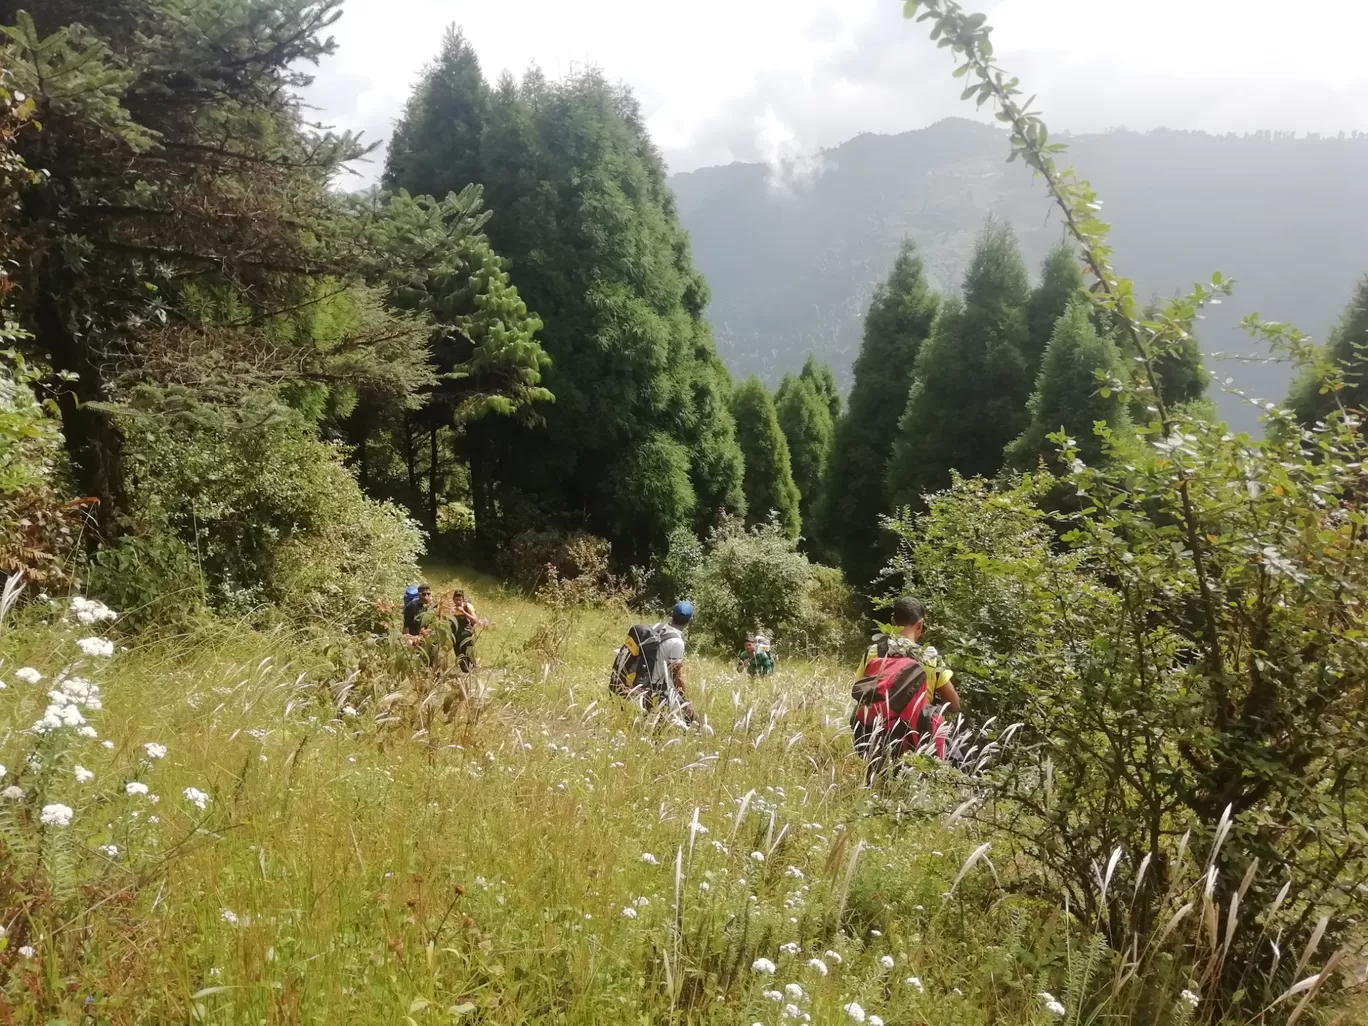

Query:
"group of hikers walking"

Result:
[[608, 593, 961, 779], [399, 577, 959, 779]]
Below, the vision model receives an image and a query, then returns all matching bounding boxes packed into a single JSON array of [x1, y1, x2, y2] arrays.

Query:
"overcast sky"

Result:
[[304, 0, 1368, 183]]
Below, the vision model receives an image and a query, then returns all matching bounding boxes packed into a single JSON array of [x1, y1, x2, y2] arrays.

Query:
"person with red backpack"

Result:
[[850, 597, 961, 781]]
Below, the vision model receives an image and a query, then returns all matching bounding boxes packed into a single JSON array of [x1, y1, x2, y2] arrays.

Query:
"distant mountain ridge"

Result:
[[669, 118, 1368, 433]]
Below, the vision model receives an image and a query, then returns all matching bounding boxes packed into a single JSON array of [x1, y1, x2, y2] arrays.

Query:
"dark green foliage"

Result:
[[888, 221, 1032, 507], [800, 355, 842, 421], [1006, 296, 1129, 469], [732, 378, 801, 540], [819, 240, 939, 590], [387, 47, 743, 560], [384, 28, 487, 199], [775, 369, 835, 539], [1289, 275, 1368, 423], [1025, 246, 1085, 376]]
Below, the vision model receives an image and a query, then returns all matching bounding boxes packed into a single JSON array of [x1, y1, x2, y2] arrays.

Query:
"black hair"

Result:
[[891, 596, 925, 627]]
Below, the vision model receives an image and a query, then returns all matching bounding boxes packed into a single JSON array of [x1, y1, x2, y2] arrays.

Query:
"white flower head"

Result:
[[1041, 992, 1067, 1017], [640, 852, 659, 865], [101, 740, 115, 749], [869, 1017, 884, 1026], [125, 782, 149, 796], [750, 850, 766, 863], [71, 596, 118, 624], [1179, 989, 1200, 1009], [16, 667, 42, 684], [824, 950, 843, 965], [0, 764, 5, 778], [342, 705, 358, 717], [782, 1003, 803, 1019], [779, 941, 801, 955], [2, 785, 24, 800], [806, 958, 829, 976], [633, 896, 649, 907], [18, 945, 35, 958], [785, 983, 805, 1000], [879, 954, 895, 969], [620, 907, 638, 919], [40, 803, 74, 827], [785, 865, 805, 879], [98, 844, 120, 858], [220, 908, 240, 925], [762, 990, 783, 1002], [843, 1002, 866, 1023], [78, 725, 98, 738], [76, 636, 115, 658], [904, 976, 924, 992], [183, 787, 210, 810], [752, 957, 777, 975], [73, 765, 94, 784], [143, 743, 167, 760]]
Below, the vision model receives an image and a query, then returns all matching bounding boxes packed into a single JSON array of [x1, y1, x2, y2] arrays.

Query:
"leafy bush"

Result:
[[691, 515, 860, 655], [92, 389, 421, 629], [498, 528, 638, 607]]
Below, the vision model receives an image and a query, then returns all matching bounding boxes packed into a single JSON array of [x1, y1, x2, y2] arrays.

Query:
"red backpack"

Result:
[[850, 648, 946, 759]]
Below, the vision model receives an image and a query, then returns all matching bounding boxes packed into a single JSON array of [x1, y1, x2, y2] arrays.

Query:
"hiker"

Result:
[[446, 588, 489, 672], [736, 636, 774, 676], [404, 583, 432, 637], [849, 597, 960, 781], [608, 601, 696, 724]]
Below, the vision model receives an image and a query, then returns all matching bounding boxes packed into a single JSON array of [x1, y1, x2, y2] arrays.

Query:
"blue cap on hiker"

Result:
[[672, 601, 694, 623]]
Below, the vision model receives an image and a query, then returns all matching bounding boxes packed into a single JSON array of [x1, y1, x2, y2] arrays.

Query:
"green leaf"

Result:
[[409, 998, 431, 1013], [903, 0, 920, 17], [449, 1003, 477, 1016]]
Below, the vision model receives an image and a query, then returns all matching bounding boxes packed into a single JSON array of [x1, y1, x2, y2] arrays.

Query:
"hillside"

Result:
[[671, 118, 1368, 432]]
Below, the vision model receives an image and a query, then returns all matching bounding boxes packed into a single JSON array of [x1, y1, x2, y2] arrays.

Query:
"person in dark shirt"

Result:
[[446, 588, 489, 671], [404, 584, 432, 636]]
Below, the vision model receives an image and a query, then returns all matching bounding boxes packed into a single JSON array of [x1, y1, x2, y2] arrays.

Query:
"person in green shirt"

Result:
[[737, 637, 775, 676]]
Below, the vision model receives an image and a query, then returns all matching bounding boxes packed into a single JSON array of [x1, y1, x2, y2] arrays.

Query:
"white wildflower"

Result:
[[904, 976, 924, 991], [0, 764, 5, 778], [183, 787, 210, 810], [18, 945, 35, 958], [220, 908, 240, 925], [2, 785, 23, 800], [782, 1003, 803, 1019], [843, 1002, 866, 1022], [762, 990, 783, 1002], [879, 954, 895, 969], [806, 958, 829, 975], [78, 725, 98, 738], [785, 866, 805, 879], [40, 803, 74, 827], [73, 765, 94, 784], [76, 636, 115, 658], [750, 850, 766, 863], [342, 706, 357, 717], [752, 957, 777, 975], [779, 941, 801, 955], [869, 1017, 884, 1026], [785, 983, 805, 1000], [824, 950, 843, 965], [640, 852, 660, 865], [699, 881, 710, 892], [633, 896, 649, 907], [98, 844, 120, 858], [1040, 992, 1067, 1017], [101, 740, 114, 749], [620, 907, 638, 919], [1179, 989, 1200, 1009], [143, 743, 167, 760], [16, 667, 41, 684], [125, 782, 149, 796], [71, 596, 117, 624], [147, 815, 159, 824]]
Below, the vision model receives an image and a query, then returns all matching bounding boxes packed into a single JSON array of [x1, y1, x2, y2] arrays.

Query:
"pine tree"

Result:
[[383, 27, 488, 200], [888, 220, 1032, 508], [1290, 276, 1368, 424], [775, 370, 835, 537], [818, 240, 939, 589], [1006, 296, 1129, 469], [733, 378, 801, 539], [1026, 246, 1085, 376], [800, 355, 842, 421], [389, 56, 744, 559]]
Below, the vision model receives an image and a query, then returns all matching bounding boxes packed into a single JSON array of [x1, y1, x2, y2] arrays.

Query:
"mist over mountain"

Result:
[[670, 118, 1368, 433]]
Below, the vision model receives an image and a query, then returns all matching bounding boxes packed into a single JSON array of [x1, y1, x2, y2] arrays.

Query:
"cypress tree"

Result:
[[1006, 296, 1129, 469], [800, 355, 842, 421], [888, 220, 1032, 507], [733, 378, 802, 539], [818, 240, 939, 589], [1026, 246, 1086, 376], [1290, 276, 1368, 424], [775, 370, 835, 537]]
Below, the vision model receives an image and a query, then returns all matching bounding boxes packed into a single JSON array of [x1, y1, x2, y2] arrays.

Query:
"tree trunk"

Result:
[[428, 424, 440, 534], [402, 411, 419, 512], [36, 259, 126, 539]]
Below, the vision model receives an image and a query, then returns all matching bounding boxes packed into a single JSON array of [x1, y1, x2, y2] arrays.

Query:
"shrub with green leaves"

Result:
[[92, 389, 421, 630]]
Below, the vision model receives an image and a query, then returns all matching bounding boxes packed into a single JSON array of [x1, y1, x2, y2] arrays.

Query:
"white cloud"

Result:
[[303, 0, 1368, 183]]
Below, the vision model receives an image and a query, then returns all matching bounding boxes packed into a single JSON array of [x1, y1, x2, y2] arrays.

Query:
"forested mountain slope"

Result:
[[671, 118, 1368, 432]]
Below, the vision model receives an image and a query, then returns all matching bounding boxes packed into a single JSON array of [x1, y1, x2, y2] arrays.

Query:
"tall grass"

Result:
[[0, 574, 1358, 1023]]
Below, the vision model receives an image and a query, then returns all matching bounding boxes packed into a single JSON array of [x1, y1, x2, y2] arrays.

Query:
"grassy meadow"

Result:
[[0, 572, 1355, 1024]]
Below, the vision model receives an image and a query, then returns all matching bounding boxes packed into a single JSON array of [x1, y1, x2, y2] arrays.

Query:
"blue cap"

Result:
[[672, 600, 694, 622]]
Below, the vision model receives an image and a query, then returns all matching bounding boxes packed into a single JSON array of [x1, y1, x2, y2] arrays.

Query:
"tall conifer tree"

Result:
[[818, 240, 938, 589], [733, 378, 802, 540], [775, 369, 835, 538]]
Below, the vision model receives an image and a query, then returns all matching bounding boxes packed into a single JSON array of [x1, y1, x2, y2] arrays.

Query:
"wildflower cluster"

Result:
[[31, 676, 102, 736]]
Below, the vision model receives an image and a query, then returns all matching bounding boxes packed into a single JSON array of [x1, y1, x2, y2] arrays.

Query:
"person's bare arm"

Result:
[[936, 680, 961, 716]]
